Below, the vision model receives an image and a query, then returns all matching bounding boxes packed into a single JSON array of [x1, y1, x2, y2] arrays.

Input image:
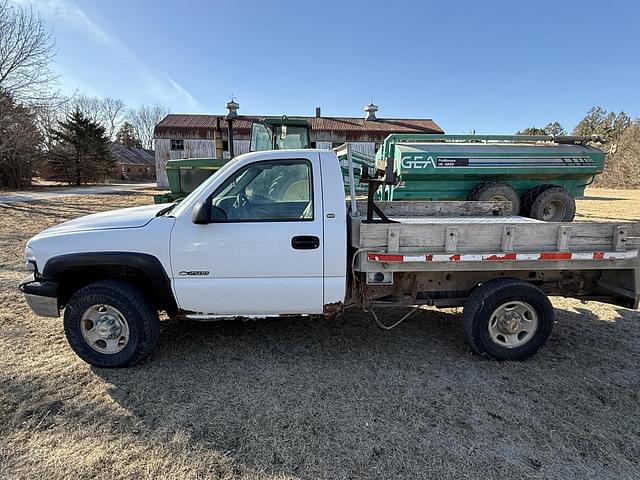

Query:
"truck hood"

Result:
[[34, 203, 170, 236]]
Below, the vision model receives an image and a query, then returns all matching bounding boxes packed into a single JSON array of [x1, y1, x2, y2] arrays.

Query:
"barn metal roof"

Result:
[[154, 114, 443, 138], [111, 144, 155, 166]]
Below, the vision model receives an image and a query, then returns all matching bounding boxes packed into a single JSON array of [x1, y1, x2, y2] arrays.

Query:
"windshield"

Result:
[[168, 156, 242, 217], [274, 126, 310, 149]]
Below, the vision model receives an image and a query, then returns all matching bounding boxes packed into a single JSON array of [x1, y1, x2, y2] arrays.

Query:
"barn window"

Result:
[[170, 139, 184, 151]]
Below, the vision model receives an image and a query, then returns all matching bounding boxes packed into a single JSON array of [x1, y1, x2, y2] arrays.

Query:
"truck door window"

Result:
[[209, 160, 313, 222]]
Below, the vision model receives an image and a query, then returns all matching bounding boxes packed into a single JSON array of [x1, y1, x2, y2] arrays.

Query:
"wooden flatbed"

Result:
[[348, 201, 640, 309]]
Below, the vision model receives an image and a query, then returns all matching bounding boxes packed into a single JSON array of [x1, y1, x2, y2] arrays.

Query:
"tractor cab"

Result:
[[250, 116, 311, 151]]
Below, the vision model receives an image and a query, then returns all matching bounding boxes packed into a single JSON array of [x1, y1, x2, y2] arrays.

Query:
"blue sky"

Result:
[[21, 0, 640, 134]]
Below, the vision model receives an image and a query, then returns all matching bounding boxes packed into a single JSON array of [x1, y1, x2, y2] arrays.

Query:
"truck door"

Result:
[[170, 153, 324, 315]]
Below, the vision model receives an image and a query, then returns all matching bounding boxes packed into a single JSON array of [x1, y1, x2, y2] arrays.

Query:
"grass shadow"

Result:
[[91, 306, 640, 479]]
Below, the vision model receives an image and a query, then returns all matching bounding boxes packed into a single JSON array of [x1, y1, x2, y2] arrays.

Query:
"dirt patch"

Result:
[[0, 188, 639, 479]]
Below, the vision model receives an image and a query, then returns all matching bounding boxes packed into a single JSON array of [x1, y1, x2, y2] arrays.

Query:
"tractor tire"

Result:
[[63, 280, 160, 368], [528, 186, 576, 222], [520, 184, 554, 217], [467, 181, 520, 215], [463, 278, 555, 361]]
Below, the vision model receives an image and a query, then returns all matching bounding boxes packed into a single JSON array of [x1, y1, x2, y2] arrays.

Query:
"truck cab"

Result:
[[169, 149, 346, 316]]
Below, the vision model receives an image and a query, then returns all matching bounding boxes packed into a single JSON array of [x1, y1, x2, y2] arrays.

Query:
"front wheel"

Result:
[[463, 278, 554, 360], [63, 280, 160, 367]]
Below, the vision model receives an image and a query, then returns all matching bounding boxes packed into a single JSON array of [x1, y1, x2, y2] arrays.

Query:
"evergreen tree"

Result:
[[516, 122, 566, 136], [542, 122, 566, 136], [516, 127, 547, 135], [572, 107, 631, 141], [115, 121, 142, 148], [49, 109, 112, 184]]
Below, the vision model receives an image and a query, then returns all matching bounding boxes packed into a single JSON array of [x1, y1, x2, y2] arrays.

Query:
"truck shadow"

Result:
[[90, 304, 640, 479]]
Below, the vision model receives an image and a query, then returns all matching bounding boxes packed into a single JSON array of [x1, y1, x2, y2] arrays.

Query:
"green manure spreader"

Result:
[[371, 134, 605, 222], [156, 130, 605, 223]]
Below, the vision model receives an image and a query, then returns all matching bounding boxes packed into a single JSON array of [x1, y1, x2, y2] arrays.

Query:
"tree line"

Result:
[[516, 107, 640, 188], [0, 0, 169, 187]]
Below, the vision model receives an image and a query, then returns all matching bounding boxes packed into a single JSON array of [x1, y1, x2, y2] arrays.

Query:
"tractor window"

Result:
[[274, 126, 310, 150], [250, 123, 273, 151]]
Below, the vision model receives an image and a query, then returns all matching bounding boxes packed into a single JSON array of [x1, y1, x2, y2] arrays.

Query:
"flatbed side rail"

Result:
[[353, 221, 640, 271]]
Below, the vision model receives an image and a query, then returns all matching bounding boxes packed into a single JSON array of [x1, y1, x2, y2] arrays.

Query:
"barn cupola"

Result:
[[225, 98, 239, 119], [364, 102, 378, 121]]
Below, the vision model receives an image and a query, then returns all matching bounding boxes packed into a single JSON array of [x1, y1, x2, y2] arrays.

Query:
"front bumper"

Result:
[[19, 274, 60, 317]]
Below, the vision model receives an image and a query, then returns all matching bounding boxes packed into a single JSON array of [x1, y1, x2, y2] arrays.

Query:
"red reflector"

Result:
[[539, 252, 572, 260], [592, 251, 605, 260], [367, 253, 404, 263], [485, 253, 517, 261]]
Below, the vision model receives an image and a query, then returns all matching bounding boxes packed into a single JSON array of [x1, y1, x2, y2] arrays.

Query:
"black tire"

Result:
[[63, 280, 160, 368], [520, 184, 555, 217], [463, 278, 554, 361], [529, 186, 575, 222], [467, 181, 520, 215]]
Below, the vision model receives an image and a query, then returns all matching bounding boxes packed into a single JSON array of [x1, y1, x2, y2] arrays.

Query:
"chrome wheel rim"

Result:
[[542, 200, 565, 221], [487, 301, 538, 349], [80, 304, 130, 354], [488, 194, 509, 202]]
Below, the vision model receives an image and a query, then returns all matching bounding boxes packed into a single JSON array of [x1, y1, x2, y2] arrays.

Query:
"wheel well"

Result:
[[43, 253, 178, 317], [54, 265, 176, 316]]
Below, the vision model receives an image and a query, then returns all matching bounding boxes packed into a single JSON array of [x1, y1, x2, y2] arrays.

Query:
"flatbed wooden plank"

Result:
[[354, 200, 512, 217], [356, 221, 624, 252]]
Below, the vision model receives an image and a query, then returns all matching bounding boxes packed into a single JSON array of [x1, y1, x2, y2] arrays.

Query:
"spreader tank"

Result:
[[377, 134, 605, 201]]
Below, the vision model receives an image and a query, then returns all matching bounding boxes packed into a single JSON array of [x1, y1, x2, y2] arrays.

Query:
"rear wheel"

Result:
[[521, 184, 554, 217], [467, 181, 520, 215], [463, 278, 554, 361], [63, 280, 160, 367], [529, 187, 575, 222]]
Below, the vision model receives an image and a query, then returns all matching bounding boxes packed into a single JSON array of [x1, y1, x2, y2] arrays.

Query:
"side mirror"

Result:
[[191, 200, 210, 224]]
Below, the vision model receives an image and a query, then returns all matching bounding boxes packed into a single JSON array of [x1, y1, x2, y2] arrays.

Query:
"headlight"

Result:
[[24, 246, 37, 272]]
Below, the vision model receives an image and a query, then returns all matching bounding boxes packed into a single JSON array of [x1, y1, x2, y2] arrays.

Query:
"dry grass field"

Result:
[[1, 188, 639, 479]]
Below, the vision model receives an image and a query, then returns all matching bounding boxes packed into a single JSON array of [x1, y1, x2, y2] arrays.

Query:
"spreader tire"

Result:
[[468, 181, 520, 215], [529, 186, 576, 222]]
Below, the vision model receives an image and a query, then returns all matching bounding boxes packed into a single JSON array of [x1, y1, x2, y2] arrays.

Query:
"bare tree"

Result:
[[67, 94, 126, 140], [101, 97, 126, 140], [0, 91, 42, 187], [68, 94, 102, 122], [127, 104, 170, 149], [594, 120, 640, 188], [0, 0, 58, 101]]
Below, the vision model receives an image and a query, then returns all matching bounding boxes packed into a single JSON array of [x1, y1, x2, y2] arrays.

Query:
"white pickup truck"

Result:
[[20, 149, 640, 367]]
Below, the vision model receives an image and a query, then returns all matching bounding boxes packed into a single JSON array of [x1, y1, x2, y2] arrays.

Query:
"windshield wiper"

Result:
[[156, 202, 179, 217]]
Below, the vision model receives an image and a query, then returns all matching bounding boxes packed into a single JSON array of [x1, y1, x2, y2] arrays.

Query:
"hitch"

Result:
[[361, 156, 399, 224]]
